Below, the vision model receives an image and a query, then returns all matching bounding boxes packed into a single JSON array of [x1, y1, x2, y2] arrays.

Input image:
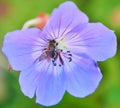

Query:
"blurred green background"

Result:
[[0, 0, 120, 108]]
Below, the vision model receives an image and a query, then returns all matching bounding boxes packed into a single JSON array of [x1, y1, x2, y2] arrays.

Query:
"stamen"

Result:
[[58, 52, 64, 65], [59, 64, 62, 67], [62, 50, 72, 63], [68, 54, 72, 56], [54, 63, 57, 66], [67, 51, 70, 53], [60, 49, 63, 52], [52, 60, 55, 62], [69, 57, 72, 62]]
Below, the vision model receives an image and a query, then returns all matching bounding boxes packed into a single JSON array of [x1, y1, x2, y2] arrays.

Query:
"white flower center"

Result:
[[56, 38, 68, 51]]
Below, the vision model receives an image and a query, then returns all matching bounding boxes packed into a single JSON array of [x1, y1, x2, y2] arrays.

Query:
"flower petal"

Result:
[[64, 54, 102, 97], [66, 23, 117, 61], [19, 59, 48, 98], [2, 28, 47, 70], [36, 60, 66, 106], [20, 57, 66, 106], [43, 1, 88, 39]]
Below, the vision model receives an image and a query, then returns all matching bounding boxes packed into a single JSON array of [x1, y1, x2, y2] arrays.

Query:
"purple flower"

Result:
[[2, 1, 117, 106]]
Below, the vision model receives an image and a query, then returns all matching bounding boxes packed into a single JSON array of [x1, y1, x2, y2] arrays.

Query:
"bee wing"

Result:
[[34, 53, 47, 63], [39, 53, 48, 61]]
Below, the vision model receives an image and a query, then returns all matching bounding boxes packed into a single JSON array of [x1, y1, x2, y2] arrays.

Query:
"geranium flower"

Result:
[[2, 1, 117, 106]]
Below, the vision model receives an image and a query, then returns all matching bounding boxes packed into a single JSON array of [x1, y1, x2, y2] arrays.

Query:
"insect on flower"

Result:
[[43, 40, 58, 58], [39, 40, 58, 61], [39, 39, 71, 66], [2, 1, 117, 106]]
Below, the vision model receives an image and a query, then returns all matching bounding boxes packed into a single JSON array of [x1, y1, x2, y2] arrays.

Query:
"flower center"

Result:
[[39, 39, 72, 67], [56, 38, 68, 50]]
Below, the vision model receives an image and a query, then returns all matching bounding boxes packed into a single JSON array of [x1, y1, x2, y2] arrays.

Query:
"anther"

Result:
[[52, 60, 55, 62], [59, 64, 61, 67], [54, 63, 57, 66], [67, 51, 70, 53], [69, 58, 72, 62], [68, 54, 72, 56], [60, 49, 63, 52]]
